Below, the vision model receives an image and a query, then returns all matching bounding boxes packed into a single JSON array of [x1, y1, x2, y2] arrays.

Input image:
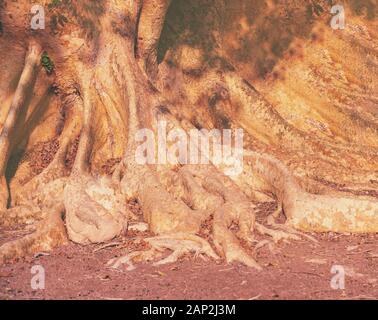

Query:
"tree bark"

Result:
[[0, 0, 377, 268]]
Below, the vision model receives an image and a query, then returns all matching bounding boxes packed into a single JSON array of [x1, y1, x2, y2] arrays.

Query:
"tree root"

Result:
[[64, 174, 128, 244], [146, 233, 219, 264], [107, 233, 219, 271], [1, 0, 377, 271], [107, 251, 155, 271], [120, 162, 205, 235], [0, 204, 43, 228], [245, 151, 378, 233], [183, 165, 262, 269], [255, 222, 300, 243], [0, 204, 68, 264], [115, 163, 263, 270], [266, 204, 319, 243]]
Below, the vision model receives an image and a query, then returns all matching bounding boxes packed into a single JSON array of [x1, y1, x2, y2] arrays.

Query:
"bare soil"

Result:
[[0, 228, 377, 300]]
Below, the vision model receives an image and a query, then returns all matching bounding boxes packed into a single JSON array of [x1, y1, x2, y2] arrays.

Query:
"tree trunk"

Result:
[[0, 0, 377, 268]]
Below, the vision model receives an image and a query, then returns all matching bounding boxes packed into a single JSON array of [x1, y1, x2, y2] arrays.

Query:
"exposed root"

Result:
[[178, 166, 223, 212], [146, 233, 220, 264], [107, 251, 155, 271], [128, 222, 149, 233], [0, 204, 42, 228], [255, 222, 300, 243], [212, 205, 261, 270], [93, 241, 123, 253], [107, 233, 219, 271], [245, 150, 378, 233], [254, 240, 276, 253], [182, 165, 261, 269], [0, 204, 68, 264], [64, 174, 128, 244], [121, 162, 205, 235], [266, 204, 319, 243], [1, 0, 376, 273]]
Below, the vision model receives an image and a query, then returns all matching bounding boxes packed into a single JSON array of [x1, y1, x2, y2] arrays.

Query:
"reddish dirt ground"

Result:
[[0, 228, 377, 300]]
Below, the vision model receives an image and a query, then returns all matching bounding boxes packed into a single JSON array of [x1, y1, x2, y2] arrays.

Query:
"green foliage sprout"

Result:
[[41, 52, 55, 75]]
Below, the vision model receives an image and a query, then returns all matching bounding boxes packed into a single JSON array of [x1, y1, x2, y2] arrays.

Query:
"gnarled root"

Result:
[[2, 2, 376, 271], [114, 158, 263, 270], [182, 165, 261, 269], [64, 174, 128, 244], [107, 250, 156, 271], [120, 161, 205, 235], [212, 205, 261, 270], [107, 233, 219, 271], [255, 222, 300, 243], [246, 151, 378, 233], [0, 204, 68, 264], [266, 204, 318, 243], [146, 233, 219, 265]]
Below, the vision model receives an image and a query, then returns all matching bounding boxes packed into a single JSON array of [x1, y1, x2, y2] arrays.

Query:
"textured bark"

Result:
[[137, 0, 172, 79], [0, 0, 377, 269], [0, 41, 42, 209]]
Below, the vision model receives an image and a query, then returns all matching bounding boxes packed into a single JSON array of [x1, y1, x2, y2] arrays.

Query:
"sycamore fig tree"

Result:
[[0, 0, 377, 270]]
